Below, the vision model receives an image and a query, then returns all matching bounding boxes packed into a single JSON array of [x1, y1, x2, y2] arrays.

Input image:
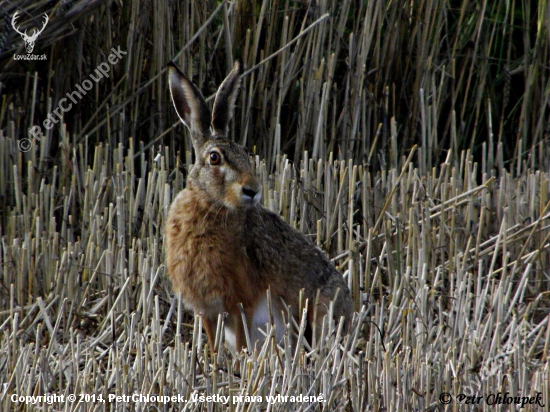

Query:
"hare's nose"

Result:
[[242, 185, 259, 199], [241, 179, 262, 205]]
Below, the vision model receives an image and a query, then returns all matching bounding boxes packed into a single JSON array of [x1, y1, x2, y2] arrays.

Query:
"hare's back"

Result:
[[245, 207, 352, 308]]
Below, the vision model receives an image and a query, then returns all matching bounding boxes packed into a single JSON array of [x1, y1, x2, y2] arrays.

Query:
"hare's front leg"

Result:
[[201, 315, 217, 352], [223, 309, 248, 353]]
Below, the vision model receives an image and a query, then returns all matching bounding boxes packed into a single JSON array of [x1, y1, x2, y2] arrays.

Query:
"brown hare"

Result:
[[165, 59, 353, 353]]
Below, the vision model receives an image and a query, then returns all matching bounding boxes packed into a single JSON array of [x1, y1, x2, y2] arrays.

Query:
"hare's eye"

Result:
[[209, 151, 222, 165]]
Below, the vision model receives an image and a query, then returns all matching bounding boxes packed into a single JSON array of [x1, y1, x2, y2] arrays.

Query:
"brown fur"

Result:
[[165, 60, 353, 352]]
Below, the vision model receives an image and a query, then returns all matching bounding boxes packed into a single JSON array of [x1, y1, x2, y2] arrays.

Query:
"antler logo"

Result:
[[11, 11, 49, 54]]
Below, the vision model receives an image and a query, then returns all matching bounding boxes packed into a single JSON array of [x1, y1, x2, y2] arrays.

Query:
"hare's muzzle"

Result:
[[241, 177, 262, 206]]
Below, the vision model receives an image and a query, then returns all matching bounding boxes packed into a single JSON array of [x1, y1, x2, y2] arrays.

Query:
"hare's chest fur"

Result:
[[165, 188, 261, 317]]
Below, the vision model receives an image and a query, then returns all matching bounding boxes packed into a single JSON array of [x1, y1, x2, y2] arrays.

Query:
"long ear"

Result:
[[211, 59, 243, 138], [168, 62, 211, 152]]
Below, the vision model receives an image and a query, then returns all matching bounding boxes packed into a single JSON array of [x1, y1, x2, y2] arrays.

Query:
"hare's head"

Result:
[[168, 60, 261, 210]]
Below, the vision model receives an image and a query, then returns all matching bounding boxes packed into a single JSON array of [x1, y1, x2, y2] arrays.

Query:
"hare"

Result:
[[165, 59, 353, 353]]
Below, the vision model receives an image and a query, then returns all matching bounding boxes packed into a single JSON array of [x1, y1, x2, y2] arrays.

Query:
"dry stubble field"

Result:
[[1, 0, 549, 411]]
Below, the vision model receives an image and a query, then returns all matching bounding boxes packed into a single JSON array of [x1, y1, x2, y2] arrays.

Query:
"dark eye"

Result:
[[209, 151, 221, 165]]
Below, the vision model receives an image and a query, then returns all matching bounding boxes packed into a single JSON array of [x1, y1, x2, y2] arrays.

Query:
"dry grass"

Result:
[[1, 0, 549, 411], [1, 135, 549, 410], [2, 0, 549, 169]]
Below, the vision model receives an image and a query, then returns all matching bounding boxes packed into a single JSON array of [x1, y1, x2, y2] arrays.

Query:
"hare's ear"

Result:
[[168, 62, 211, 152], [211, 59, 243, 138]]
